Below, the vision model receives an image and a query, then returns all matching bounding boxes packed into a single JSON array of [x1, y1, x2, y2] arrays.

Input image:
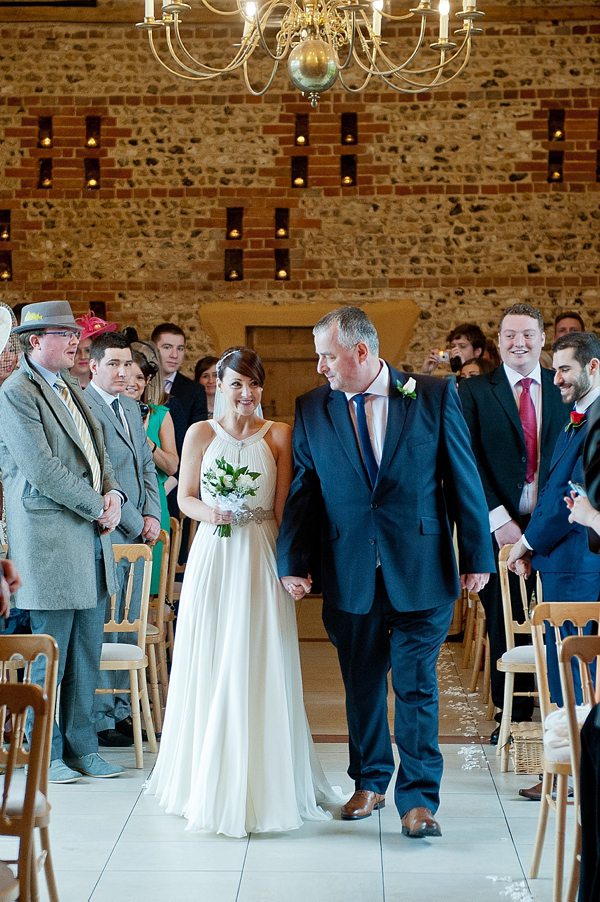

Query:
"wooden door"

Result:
[[247, 326, 325, 425]]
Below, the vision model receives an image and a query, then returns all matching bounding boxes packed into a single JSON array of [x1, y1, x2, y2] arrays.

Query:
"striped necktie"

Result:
[[54, 378, 102, 493]]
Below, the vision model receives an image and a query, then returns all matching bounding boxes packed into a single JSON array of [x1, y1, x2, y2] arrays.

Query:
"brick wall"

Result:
[[0, 6, 599, 370]]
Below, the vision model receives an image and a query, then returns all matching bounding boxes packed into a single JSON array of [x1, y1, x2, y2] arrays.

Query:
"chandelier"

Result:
[[138, 0, 484, 108]]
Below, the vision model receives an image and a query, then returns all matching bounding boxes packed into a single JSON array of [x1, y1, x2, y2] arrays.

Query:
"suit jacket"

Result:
[[582, 396, 600, 554], [459, 365, 569, 528], [170, 372, 208, 430], [84, 386, 161, 543], [0, 357, 118, 610], [525, 417, 600, 573], [276, 366, 495, 615]]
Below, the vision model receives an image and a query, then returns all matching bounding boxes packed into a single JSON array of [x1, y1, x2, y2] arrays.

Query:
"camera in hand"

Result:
[[139, 402, 150, 418]]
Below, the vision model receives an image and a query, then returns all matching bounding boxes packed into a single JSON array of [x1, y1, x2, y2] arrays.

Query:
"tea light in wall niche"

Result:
[[293, 177, 305, 186], [40, 137, 52, 148], [550, 170, 561, 181], [229, 228, 240, 239], [276, 269, 288, 279], [228, 270, 240, 280], [0, 269, 11, 281], [296, 135, 306, 145], [87, 178, 98, 188], [87, 137, 98, 147], [342, 175, 353, 185], [41, 178, 52, 188], [344, 134, 355, 144], [276, 228, 287, 238], [0, 230, 9, 242]]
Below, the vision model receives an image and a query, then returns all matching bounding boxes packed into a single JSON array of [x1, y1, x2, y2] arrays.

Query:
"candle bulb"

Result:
[[439, 0, 449, 41], [145, 0, 155, 18], [372, 0, 383, 38], [243, 2, 256, 38]]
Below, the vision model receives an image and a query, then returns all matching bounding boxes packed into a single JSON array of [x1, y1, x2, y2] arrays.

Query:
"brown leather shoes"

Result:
[[341, 790, 386, 820], [401, 806, 442, 838], [519, 780, 573, 802]]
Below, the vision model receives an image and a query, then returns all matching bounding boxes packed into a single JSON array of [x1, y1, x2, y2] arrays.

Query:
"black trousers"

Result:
[[579, 703, 600, 902]]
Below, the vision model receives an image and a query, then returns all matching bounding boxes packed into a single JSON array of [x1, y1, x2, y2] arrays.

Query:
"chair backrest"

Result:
[[107, 544, 153, 649], [0, 682, 48, 902], [532, 602, 600, 724], [166, 516, 182, 605], [498, 544, 543, 649], [0, 635, 58, 797], [558, 634, 600, 819], [148, 528, 170, 635]]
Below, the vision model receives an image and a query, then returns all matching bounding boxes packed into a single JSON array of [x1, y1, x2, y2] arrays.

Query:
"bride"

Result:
[[145, 346, 341, 837]]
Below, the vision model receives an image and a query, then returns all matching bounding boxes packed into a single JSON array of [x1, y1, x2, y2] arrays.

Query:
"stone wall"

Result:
[[0, 4, 599, 371]]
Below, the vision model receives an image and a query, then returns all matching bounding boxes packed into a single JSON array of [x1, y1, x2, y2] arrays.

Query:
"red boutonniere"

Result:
[[565, 410, 586, 432]]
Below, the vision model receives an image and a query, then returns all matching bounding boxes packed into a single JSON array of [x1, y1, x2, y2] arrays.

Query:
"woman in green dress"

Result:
[[125, 347, 178, 594]]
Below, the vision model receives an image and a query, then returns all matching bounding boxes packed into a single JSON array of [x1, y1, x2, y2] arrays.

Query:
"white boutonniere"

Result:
[[397, 377, 417, 400]]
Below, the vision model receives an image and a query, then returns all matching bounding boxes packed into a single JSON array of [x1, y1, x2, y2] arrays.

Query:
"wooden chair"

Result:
[[0, 634, 59, 902], [0, 682, 49, 902], [530, 602, 599, 902], [558, 633, 600, 902], [95, 544, 158, 768], [146, 528, 170, 732], [164, 516, 182, 662], [496, 544, 541, 771]]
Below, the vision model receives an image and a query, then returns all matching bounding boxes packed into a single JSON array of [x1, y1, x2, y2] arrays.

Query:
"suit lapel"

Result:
[[326, 389, 370, 486], [490, 367, 525, 448], [540, 367, 558, 455], [377, 367, 413, 481], [88, 387, 135, 452], [548, 419, 585, 474]]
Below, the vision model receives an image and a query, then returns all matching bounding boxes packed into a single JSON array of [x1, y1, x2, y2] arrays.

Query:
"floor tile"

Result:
[[238, 871, 384, 902]]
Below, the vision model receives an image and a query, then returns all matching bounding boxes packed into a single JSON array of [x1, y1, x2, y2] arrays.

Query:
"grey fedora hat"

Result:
[[13, 300, 80, 334]]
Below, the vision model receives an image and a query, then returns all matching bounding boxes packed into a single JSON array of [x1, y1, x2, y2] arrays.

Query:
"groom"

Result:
[[277, 307, 494, 838]]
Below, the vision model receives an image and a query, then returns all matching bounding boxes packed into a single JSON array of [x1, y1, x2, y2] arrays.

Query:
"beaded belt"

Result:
[[232, 506, 274, 527]]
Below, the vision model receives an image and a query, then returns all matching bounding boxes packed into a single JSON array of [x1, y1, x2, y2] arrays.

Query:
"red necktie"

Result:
[[519, 378, 537, 484]]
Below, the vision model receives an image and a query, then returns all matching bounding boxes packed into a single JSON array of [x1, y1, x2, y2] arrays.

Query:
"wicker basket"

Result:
[[510, 721, 543, 775]]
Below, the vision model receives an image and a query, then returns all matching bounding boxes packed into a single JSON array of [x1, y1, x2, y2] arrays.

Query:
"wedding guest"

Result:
[[70, 311, 117, 389], [421, 323, 486, 376], [555, 311, 585, 339], [459, 357, 495, 380], [194, 356, 218, 417]]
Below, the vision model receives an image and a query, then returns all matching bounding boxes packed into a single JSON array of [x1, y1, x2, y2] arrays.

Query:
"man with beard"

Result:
[[507, 331, 600, 795]]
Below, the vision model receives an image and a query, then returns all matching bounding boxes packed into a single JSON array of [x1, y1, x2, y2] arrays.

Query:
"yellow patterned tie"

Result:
[[54, 378, 102, 493]]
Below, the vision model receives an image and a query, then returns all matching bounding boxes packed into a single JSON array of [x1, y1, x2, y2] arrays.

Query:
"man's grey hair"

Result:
[[313, 307, 379, 356]]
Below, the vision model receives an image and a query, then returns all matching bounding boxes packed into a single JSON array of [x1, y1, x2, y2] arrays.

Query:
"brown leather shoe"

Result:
[[518, 779, 573, 802], [341, 790, 386, 820], [401, 806, 442, 838]]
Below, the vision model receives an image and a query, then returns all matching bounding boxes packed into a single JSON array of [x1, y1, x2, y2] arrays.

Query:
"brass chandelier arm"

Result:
[[337, 68, 375, 92], [253, 0, 294, 63], [166, 21, 250, 74], [351, 25, 469, 80], [242, 57, 284, 94], [377, 45, 473, 91]]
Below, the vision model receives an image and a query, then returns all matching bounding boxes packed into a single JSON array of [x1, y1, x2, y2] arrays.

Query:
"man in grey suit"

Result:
[[0, 301, 125, 783], [85, 332, 161, 746]]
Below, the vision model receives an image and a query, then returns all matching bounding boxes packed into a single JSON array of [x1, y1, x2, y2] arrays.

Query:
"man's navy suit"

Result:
[[459, 366, 569, 718], [277, 366, 494, 817], [525, 417, 600, 704]]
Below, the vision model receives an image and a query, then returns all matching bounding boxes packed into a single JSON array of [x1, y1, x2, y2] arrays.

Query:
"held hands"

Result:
[[142, 516, 161, 544], [98, 493, 122, 534], [280, 575, 312, 601], [565, 491, 600, 533], [460, 573, 491, 594], [506, 537, 532, 578]]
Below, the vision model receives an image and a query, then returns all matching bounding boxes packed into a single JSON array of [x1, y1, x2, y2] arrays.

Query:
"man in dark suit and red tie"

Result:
[[459, 303, 569, 742], [276, 307, 494, 839]]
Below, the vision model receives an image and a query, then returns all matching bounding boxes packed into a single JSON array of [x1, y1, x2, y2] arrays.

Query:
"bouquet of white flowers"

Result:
[[201, 456, 261, 537]]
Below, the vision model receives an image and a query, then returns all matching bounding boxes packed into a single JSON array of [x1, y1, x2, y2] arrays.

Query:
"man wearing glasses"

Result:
[[0, 301, 126, 783]]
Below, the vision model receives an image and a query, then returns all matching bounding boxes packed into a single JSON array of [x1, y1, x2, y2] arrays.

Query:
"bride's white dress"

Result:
[[145, 419, 341, 837]]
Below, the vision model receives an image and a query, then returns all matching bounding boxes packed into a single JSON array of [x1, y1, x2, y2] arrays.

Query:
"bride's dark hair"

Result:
[[217, 346, 265, 387]]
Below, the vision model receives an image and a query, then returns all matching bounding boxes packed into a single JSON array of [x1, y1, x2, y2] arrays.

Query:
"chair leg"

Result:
[[529, 769, 552, 879], [469, 625, 485, 694], [461, 600, 475, 668], [166, 621, 175, 662], [139, 667, 158, 755], [483, 636, 491, 706], [129, 668, 144, 769], [565, 813, 581, 902], [157, 640, 169, 709], [147, 645, 162, 734], [553, 773, 568, 902], [498, 672, 514, 771], [39, 825, 59, 902]]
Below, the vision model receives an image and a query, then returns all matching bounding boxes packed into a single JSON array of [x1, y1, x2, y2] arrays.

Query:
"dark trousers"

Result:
[[323, 570, 454, 818], [478, 546, 535, 723], [539, 571, 600, 707], [579, 703, 600, 902]]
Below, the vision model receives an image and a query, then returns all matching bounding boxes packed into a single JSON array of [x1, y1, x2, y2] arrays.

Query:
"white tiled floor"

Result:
[[0, 626, 575, 902]]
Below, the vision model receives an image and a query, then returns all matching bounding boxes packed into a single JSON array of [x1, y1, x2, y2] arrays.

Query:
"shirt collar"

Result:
[[503, 361, 542, 389], [88, 380, 120, 406], [29, 359, 65, 388], [164, 371, 178, 385], [575, 384, 600, 414], [345, 360, 390, 402]]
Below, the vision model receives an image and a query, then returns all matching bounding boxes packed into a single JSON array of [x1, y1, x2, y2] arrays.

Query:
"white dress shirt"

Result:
[[489, 362, 542, 533], [345, 361, 390, 465]]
